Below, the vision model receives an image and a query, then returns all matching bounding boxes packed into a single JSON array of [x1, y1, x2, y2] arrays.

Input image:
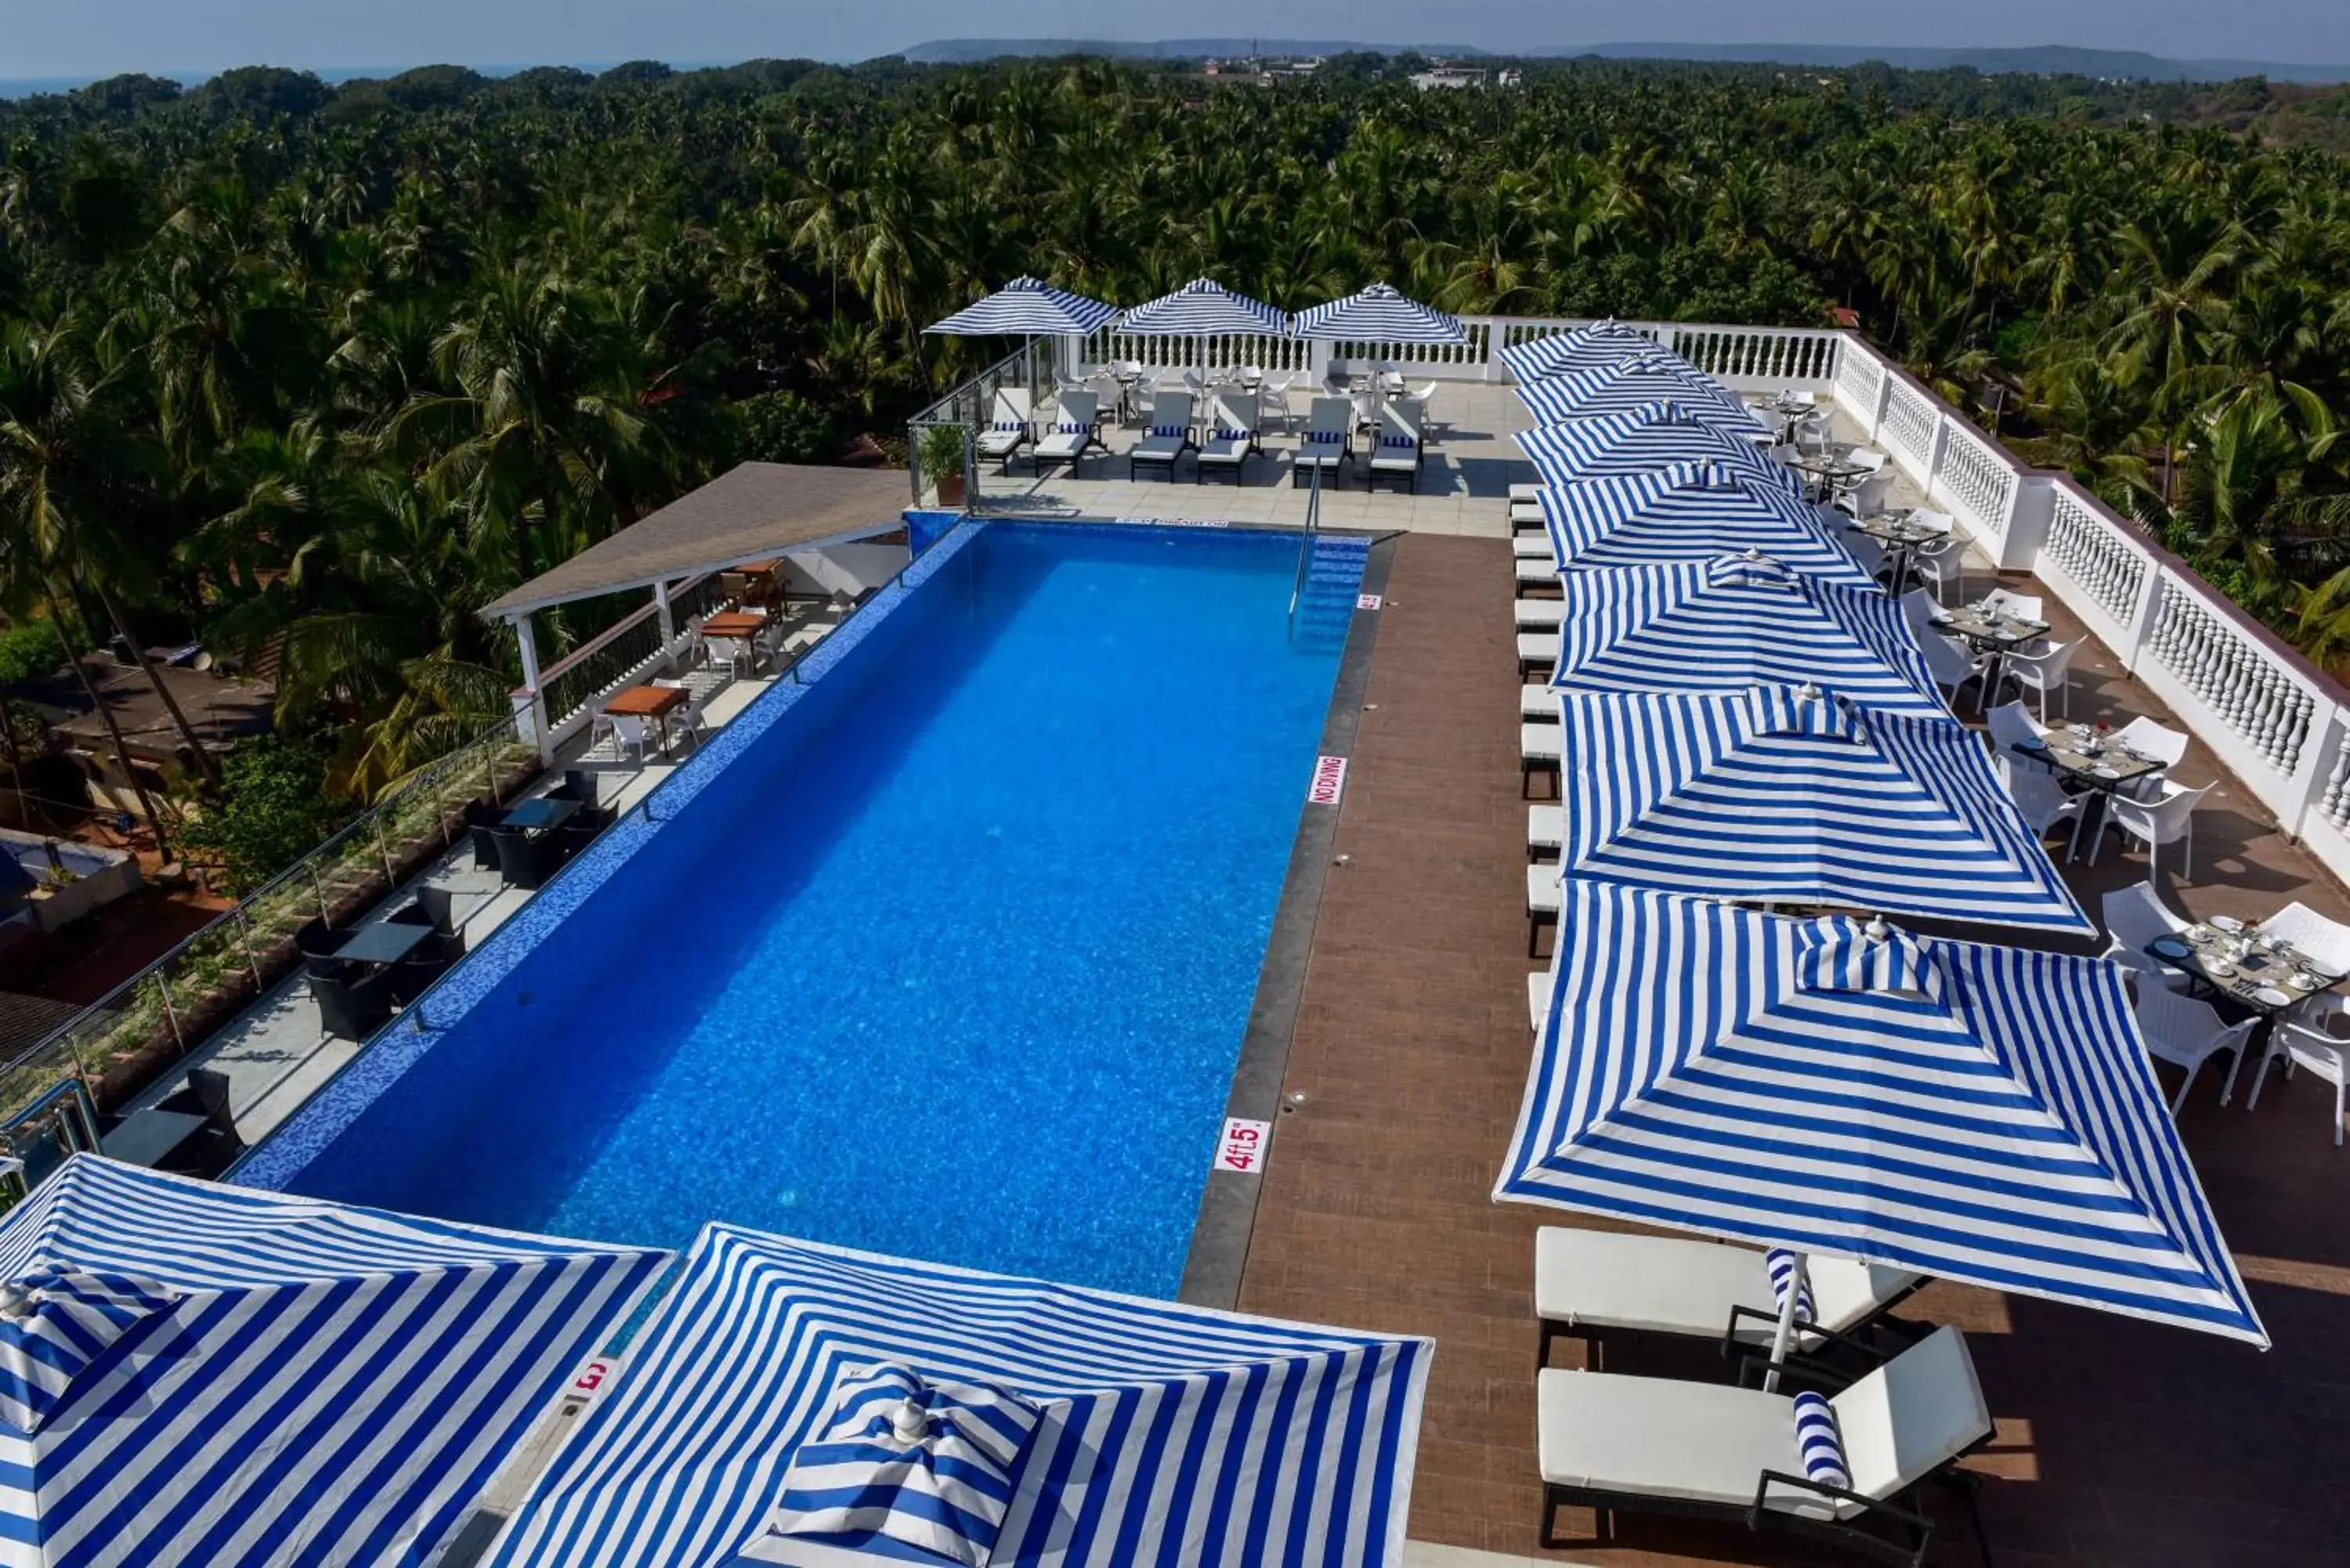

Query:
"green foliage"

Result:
[[0, 622, 66, 687], [732, 390, 839, 465], [175, 735, 356, 894], [917, 422, 967, 481]]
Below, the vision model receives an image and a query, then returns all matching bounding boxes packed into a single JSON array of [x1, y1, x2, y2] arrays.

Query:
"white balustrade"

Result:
[[2039, 485, 2150, 632], [1833, 347, 1885, 432], [1665, 325, 1841, 389], [1878, 380, 1939, 471], [2142, 586, 2317, 777], [1931, 419, 2019, 544]]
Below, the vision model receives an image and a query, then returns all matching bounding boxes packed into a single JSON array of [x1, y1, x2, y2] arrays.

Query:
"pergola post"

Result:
[[653, 579, 677, 666], [509, 612, 551, 762]]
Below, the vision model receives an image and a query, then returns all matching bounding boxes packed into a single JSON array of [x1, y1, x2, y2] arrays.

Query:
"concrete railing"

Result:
[[1828, 329, 2350, 880]]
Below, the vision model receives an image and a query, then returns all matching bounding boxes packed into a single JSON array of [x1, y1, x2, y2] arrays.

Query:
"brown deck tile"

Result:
[[1241, 533, 2350, 1564]]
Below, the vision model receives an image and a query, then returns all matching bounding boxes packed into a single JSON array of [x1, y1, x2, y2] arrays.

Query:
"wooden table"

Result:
[[699, 612, 769, 677], [602, 683, 689, 759], [2149, 919, 2345, 1015], [1941, 603, 2051, 710], [2013, 730, 2163, 862], [1852, 512, 1946, 591]]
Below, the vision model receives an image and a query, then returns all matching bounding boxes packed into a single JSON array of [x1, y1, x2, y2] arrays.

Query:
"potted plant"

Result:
[[920, 423, 969, 508]]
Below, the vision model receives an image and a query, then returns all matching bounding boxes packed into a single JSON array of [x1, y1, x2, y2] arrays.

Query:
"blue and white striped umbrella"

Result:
[[1116, 278, 1287, 338], [1539, 461, 1873, 584], [1496, 320, 1657, 381], [1502, 882, 2267, 1346], [1549, 683, 2091, 931], [1546, 553, 1944, 718], [0, 1155, 667, 1568], [1516, 403, 1797, 492], [486, 1226, 1432, 1568], [1517, 355, 1752, 425], [1290, 282, 1467, 344], [924, 276, 1120, 338]]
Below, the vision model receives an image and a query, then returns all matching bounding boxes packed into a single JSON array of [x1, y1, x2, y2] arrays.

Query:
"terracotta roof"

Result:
[[479, 464, 913, 620]]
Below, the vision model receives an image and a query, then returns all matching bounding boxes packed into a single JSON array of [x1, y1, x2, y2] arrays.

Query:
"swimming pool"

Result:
[[249, 521, 1363, 1299]]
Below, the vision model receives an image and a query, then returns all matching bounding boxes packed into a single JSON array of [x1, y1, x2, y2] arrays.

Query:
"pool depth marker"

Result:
[[1307, 755, 1348, 806]]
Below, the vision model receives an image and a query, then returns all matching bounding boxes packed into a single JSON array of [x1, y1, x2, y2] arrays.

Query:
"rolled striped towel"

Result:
[[992, 420, 1023, 431], [1382, 434, 1416, 449], [1765, 1248, 1814, 1325], [1150, 425, 1186, 439], [1052, 421, 1086, 434], [1307, 430, 1342, 444], [1215, 428, 1250, 441], [1791, 1390, 1849, 1491]]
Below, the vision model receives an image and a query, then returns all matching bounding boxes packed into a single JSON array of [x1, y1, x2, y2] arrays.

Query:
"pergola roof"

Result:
[[479, 464, 911, 620]]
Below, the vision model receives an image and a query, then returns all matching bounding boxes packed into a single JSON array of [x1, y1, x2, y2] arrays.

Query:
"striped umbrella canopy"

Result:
[[1546, 553, 1944, 718], [1502, 881, 2266, 1347], [1547, 682, 2091, 931], [1290, 282, 1467, 343], [1516, 402, 1798, 492], [1496, 320, 1657, 381], [1538, 461, 1874, 585], [924, 276, 1120, 338], [1115, 278, 1287, 338], [0, 1155, 667, 1568], [1517, 355, 1752, 425], [485, 1226, 1433, 1568]]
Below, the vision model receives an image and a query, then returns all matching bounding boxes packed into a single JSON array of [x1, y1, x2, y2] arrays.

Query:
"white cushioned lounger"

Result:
[[1521, 685, 1558, 720], [1517, 633, 1559, 678], [1528, 969, 1551, 1031], [1526, 862, 1561, 914], [1521, 724, 1561, 766], [1511, 483, 1543, 501], [1516, 599, 1567, 629], [1517, 556, 1560, 585], [1539, 1326, 1989, 1525], [1535, 1229, 1924, 1346], [1513, 533, 1553, 558], [1528, 804, 1562, 853]]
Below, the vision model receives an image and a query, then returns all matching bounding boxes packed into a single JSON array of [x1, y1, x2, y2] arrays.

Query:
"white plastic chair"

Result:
[[2249, 991, 2350, 1144], [1911, 535, 1967, 604], [2258, 902, 2350, 979], [1987, 699, 2052, 762], [1260, 371, 1299, 433], [608, 712, 653, 762], [1838, 468, 1895, 520], [2112, 717, 2189, 771], [1922, 633, 1990, 710], [2099, 779, 2214, 877], [650, 678, 707, 749], [2133, 984, 2258, 1112], [1898, 588, 1951, 640], [2099, 880, 2195, 993], [1999, 638, 2079, 723], [1994, 753, 2086, 862]]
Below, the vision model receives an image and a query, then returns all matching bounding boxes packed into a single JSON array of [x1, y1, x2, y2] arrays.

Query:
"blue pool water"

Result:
[[274, 522, 1359, 1298]]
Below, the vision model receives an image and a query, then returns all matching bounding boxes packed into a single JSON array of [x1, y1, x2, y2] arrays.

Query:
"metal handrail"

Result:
[[1288, 453, 1324, 624]]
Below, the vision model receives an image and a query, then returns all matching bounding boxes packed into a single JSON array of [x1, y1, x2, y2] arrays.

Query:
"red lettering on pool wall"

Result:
[[1215, 1118, 1272, 1174], [1307, 756, 1347, 806]]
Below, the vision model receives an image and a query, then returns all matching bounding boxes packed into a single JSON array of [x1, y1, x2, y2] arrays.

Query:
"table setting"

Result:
[[2149, 915, 2348, 1014]]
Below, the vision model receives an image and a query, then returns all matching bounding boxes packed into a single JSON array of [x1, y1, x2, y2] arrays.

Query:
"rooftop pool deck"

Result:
[[185, 376, 2350, 1566]]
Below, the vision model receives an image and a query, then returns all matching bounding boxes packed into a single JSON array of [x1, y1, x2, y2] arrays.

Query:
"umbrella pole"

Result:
[[1762, 1251, 1808, 1394]]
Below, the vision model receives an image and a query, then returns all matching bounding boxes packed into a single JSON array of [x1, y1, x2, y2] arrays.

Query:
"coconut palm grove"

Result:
[[1, 52, 2346, 846]]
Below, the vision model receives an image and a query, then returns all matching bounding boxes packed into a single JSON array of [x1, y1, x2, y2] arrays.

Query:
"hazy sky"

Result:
[[8, 0, 2350, 80]]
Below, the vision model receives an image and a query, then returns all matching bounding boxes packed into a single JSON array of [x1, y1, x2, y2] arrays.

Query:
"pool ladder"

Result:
[[1286, 457, 1324, 626]]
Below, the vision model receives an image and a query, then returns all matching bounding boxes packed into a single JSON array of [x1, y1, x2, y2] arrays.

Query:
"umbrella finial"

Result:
[[1797, 681, 1823, 701], [891, 1396, 928, 1443], [1863, 916, 1890, 942]]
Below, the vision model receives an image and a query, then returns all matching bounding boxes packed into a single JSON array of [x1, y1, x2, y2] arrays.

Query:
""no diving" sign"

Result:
[[1307, 755, 1347, 806]]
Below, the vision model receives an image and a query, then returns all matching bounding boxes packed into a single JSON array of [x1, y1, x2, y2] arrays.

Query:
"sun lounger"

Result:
[[1293, 396, 1352, 488], [1514, 533, 1553, 558], [1534, 1230, 1926, 1367], [1528, 803, 1562, 863], [1528, 862, 1561, 958], [1521, 685, 1558, 721], [1515, 599, 1567, 630], [1522, 722, 1560, 800], [1538, 1325, 1992, 1565], [1517, 632, 1559, 681], [974, 387, 1032, 471], [1130, 391, 1195, 480], [1031, 389, 1100, 477], [1517, 556, 1560, 591], [1366, 397, 1427, 493], [1195, 393, 1259, 485], [1511, 483, 1543, 502]]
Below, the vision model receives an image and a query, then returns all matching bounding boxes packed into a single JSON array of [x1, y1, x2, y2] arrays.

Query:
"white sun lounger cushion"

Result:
[[1531, 1229, 1921, 1342], [1521, 724, 1561, 764], [1528, 804, 1563, 850], [1517, 557, 1559, 583], [1527, 864, 1561, 915], [1133, 429, 1188, 464], [1198, 434, 1251, 465], [1513, 533, 1552, 558], [1521, 685, 1558, 720], [1539, 1327, 1987, 1523], [1516, 599, 1566, 629], [1511, 483, 1543, 501], [1528, 969, 1551, 1030], [1517, 633, 1559, 667]]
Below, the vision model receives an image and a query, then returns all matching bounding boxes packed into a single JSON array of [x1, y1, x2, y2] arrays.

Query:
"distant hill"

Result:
[[898, 38, 2350, 85]]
